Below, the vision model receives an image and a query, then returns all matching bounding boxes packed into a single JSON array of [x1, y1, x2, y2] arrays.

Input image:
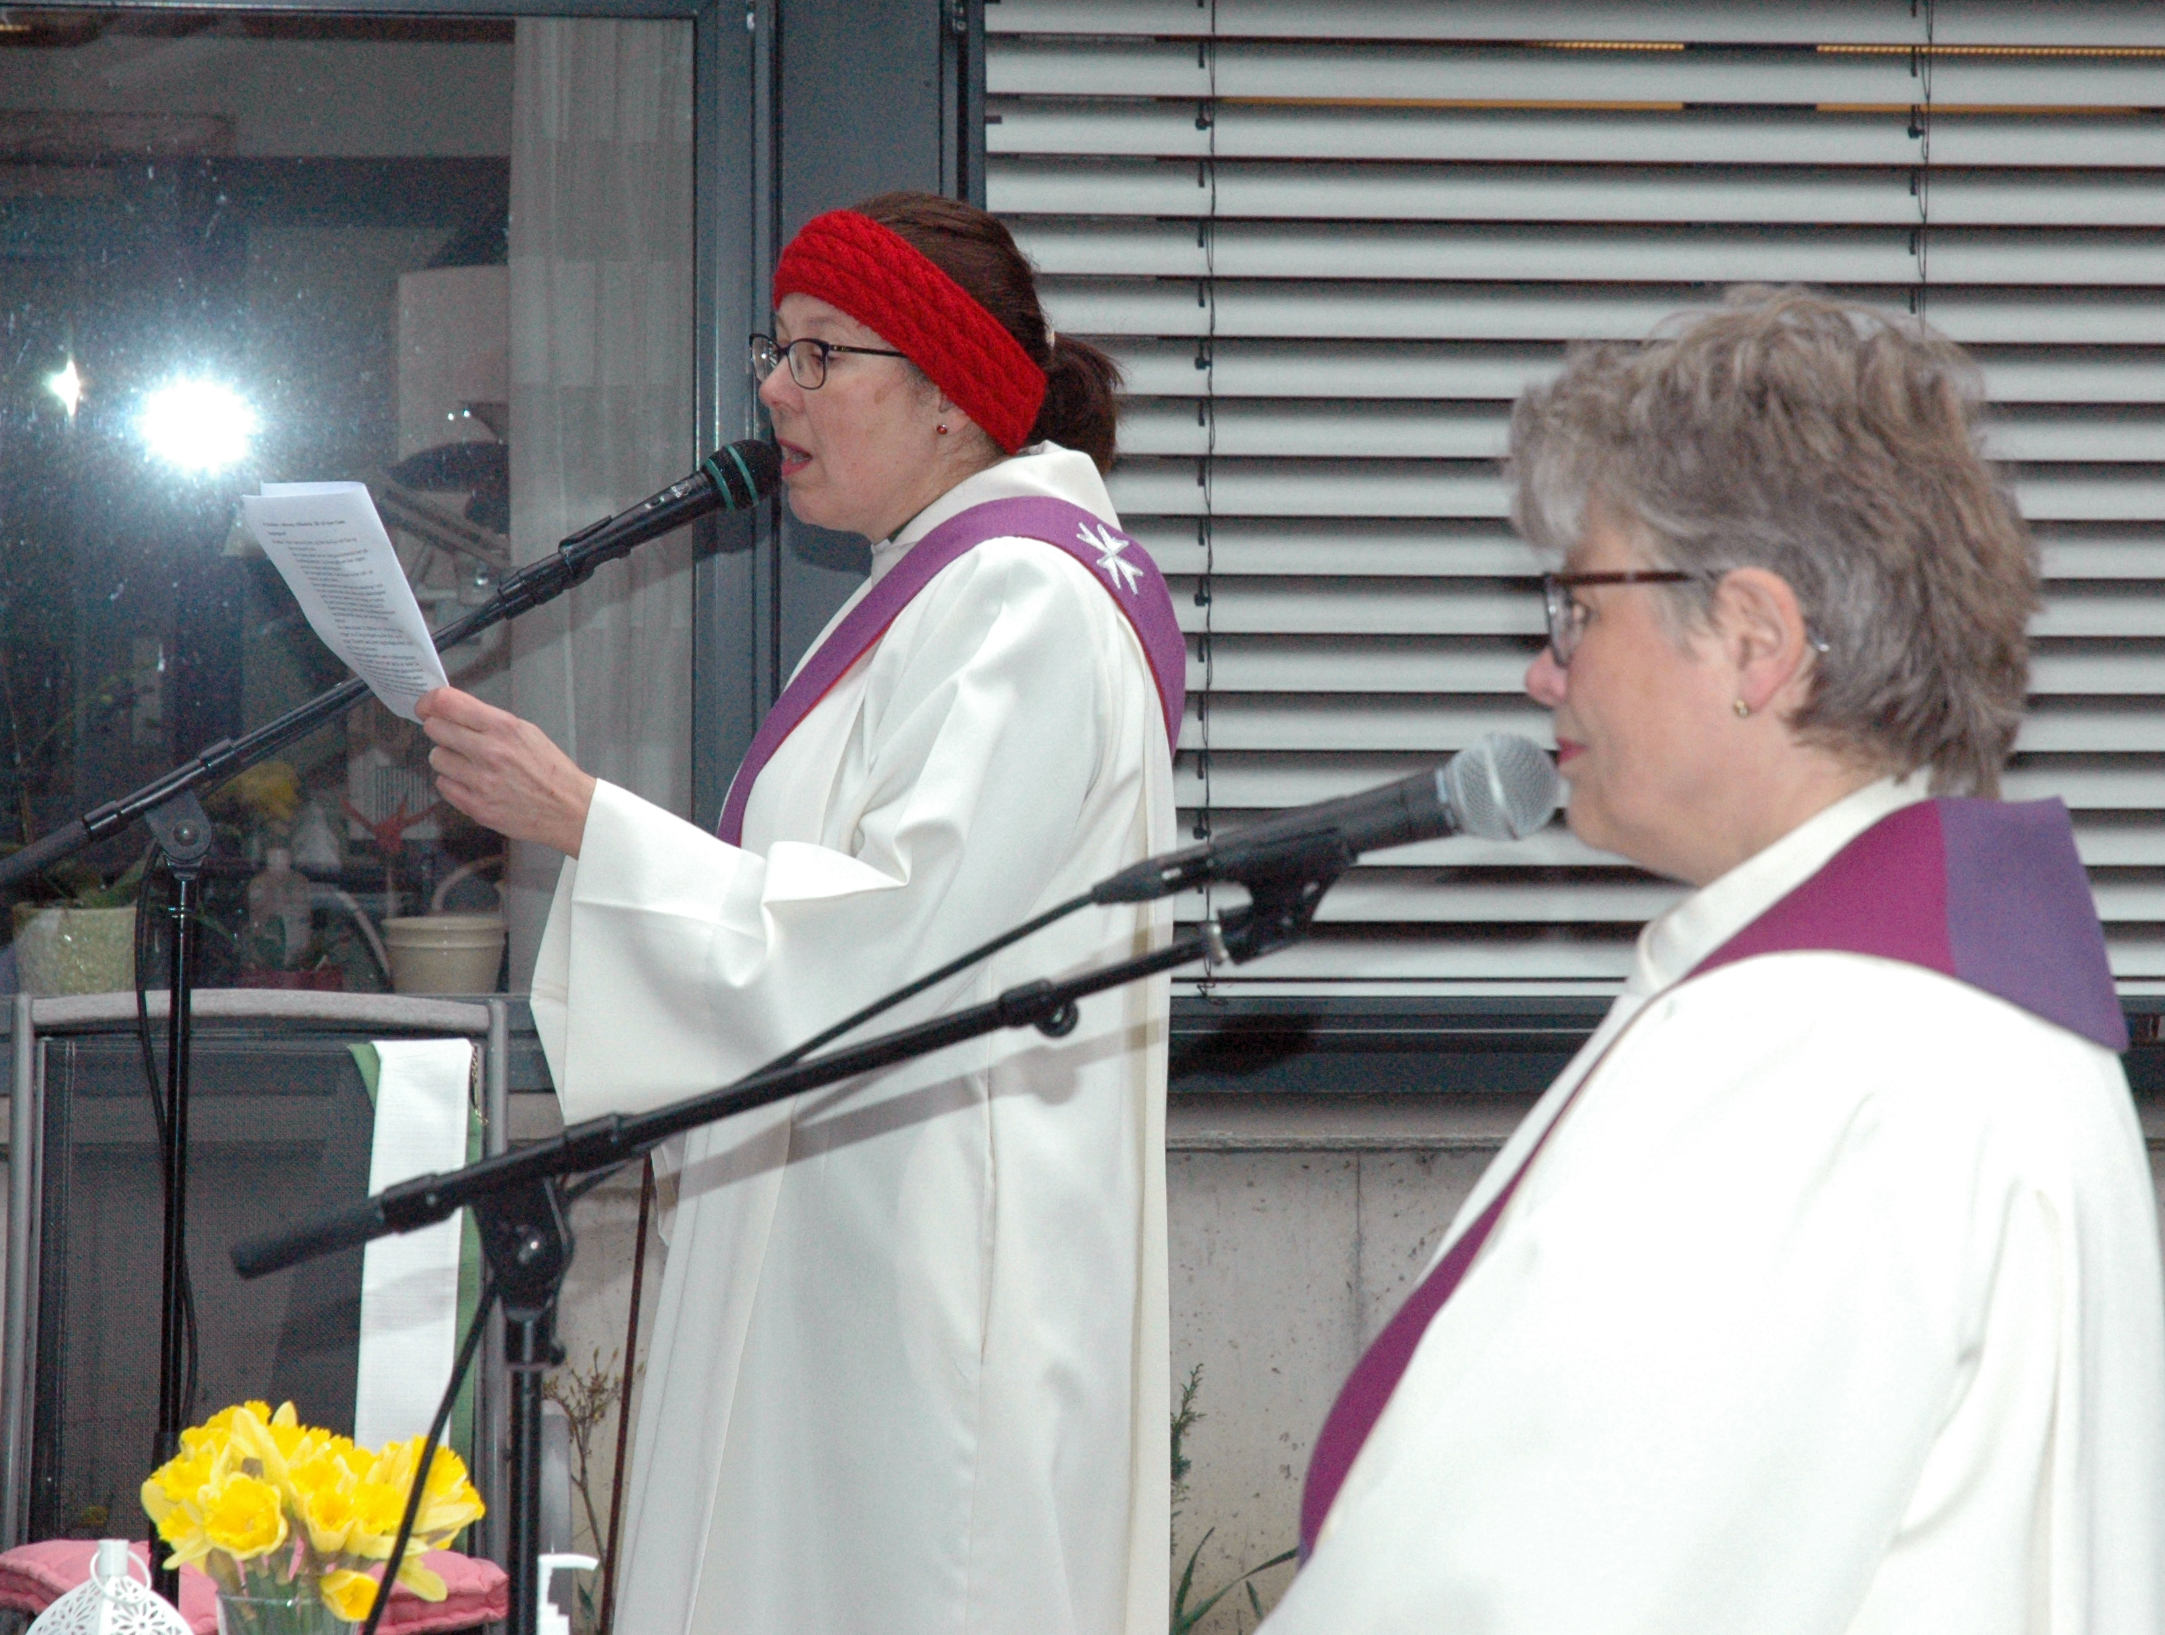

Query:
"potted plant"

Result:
[[9, 852, 146, 995]]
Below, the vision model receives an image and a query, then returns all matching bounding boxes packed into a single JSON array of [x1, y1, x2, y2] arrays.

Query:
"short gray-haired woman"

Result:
[[1267, 289, 2165, 1634]]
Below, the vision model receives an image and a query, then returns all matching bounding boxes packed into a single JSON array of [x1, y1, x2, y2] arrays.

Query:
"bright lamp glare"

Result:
[[140, 378, 258, 473], [45, 359, 82, 417]]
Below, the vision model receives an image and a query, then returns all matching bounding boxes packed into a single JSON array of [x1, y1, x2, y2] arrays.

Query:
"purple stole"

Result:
[[717, 496, 1187, 847], [1297, 795, 2124, 1559]]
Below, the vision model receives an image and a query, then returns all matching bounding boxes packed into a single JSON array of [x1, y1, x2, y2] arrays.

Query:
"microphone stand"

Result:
[[139, 795, 211, 1608], [230, 861, 1348, 1635], [0, 476, 742, 1605]]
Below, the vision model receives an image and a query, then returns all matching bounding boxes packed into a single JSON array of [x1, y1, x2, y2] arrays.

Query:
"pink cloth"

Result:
[[0, 1541, 508, 1632]]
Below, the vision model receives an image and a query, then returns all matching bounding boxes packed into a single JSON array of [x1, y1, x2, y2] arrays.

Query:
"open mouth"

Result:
[[1554, 737, 1585, 767], [776, 439, 812, 477]]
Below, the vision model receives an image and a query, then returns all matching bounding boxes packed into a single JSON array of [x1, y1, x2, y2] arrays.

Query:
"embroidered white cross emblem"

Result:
[[1079, 521, 1142, 594]]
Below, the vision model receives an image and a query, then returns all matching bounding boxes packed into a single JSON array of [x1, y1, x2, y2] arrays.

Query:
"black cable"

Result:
[[132, 849, 200, 1424], [752, 889, 1096, 1076], [549, 890, 1103, 1211], [561, 1167, 620, 1207], [359, 1275, 501, 1635]]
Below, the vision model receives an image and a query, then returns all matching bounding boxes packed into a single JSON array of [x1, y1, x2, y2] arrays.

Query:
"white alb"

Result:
[[532, 444, 1177, 1635], [1266, 776, 2165, 1635]]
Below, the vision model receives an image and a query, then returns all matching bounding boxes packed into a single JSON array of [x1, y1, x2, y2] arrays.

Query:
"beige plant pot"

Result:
[[12, 903, 137, 995], [381, 912, 506, 995]]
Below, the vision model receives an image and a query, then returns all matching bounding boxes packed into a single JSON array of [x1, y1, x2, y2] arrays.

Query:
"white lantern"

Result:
[[27, 1541, 193, 1635]]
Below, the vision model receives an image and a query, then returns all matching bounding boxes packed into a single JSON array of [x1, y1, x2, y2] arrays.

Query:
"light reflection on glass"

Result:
[[139, 377, 258, 473], [45, 358, 83, 418]]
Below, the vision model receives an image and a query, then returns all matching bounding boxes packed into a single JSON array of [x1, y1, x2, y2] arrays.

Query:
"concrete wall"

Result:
[[1162, 1094, 1517, 1633]]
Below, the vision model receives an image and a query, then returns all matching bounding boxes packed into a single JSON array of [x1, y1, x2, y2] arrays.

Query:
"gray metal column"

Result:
[[2, 994, 36, 1549], [692, 0, 985, 825], [691, 0, 767, 830], [479, 996, 513, 1566]]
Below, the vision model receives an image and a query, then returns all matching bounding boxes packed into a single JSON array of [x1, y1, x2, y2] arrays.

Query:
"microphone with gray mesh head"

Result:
[[1438, 731, 1562, 844], [1091, 732, 1561, 904]]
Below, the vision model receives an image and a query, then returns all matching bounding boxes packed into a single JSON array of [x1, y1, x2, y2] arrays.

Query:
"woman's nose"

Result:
[[1525, 645, 1567, 707], [758, 365, 796, 414]]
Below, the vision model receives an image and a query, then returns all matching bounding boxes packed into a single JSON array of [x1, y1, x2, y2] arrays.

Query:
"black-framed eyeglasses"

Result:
[[1540, 570, 1694, 667], [750, 333, 908, 390]]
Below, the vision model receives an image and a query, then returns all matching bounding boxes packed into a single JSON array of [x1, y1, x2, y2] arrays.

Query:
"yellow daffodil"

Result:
[[394, 1555, 448, 1601], [352, 1478, 410, 1544], [329, 1438, 376, 1484], [144, 1404, 483, 1600], [200, 1474, 288, 1561], [218, 761, 302, 825], [140, 1487, 212, 1568], [224, 1400, 325, 1488], [367, 1438, 486, 1543], [142, 1442, 233, 1567], [145, 1450, 214, 1511], [319, 1569, 383, 1622], [299, 1482, 359, 1556], [198, 1402, 272, 1442]]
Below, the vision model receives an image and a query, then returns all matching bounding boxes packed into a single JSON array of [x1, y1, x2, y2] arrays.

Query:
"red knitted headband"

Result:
[[772, 210, 1048, 455]]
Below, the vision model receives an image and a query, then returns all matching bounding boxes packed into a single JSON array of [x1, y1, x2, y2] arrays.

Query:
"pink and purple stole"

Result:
[[1296, 795, 2124, 1560], [717, 495, 1187, 847]]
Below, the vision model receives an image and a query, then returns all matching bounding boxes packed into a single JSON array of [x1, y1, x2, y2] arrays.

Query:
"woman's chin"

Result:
[[1563, 801, 1619, 860], [782, 484, 831, 529]]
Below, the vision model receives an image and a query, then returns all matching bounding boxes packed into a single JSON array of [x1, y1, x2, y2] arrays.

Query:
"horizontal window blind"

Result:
[[986, 0, 2165, 993]]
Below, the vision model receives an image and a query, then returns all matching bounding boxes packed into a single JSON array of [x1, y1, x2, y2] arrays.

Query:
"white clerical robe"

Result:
[[1266, 776, 2165, 1635], [531, 445, 1175, 1635]]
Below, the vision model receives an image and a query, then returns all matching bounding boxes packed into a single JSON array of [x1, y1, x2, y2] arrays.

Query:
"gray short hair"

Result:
[[1509, 286, 2037, 797]]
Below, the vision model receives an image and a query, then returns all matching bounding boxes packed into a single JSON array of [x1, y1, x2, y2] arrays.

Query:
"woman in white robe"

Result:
[[1268, 290, 2165, 1633], [418, 195, 1175, 1635]]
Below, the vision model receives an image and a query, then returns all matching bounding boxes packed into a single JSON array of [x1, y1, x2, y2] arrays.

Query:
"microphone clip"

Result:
[[1093, 827, 1357, 905], [1202, 836, 1354, 967]]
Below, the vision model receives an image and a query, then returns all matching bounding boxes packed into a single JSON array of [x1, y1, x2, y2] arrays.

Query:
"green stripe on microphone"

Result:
[[702, 445, 758, 507]]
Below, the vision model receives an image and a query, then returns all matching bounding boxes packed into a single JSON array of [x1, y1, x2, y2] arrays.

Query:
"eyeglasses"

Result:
[[1540, 570, 1693, 667], [750, 333, 907, 390]]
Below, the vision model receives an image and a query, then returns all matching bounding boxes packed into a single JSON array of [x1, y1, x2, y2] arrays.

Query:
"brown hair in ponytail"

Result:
[[852, 191, 1122, 473]]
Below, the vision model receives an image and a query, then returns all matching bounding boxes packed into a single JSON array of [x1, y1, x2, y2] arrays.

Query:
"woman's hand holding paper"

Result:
[[416, 685, 597, 857]]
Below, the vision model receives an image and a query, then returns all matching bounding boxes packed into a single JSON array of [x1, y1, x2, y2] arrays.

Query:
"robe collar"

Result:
[[1691, 794, 2125, 1050], [868, 442, 1117, 588], [1631, 774, 1930, 995]]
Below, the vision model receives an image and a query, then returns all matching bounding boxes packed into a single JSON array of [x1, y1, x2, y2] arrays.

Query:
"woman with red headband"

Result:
[[416, 193, 1178, 1635]]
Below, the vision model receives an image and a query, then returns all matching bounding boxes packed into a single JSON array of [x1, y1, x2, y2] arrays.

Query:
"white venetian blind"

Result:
[[986, 0, 2165, 993]]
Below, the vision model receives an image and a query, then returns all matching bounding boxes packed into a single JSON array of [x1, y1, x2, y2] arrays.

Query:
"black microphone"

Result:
[[559, 438, 781, 559], [1092, 732, 1560, 904], [489, 439, 781, 618]]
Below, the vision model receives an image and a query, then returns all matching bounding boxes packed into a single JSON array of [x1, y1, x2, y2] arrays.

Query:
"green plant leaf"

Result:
[[1171, 1538, 1297, 1635]]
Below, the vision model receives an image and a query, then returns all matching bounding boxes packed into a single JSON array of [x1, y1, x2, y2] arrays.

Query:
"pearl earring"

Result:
[[1733, 698, 1752, 718]]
